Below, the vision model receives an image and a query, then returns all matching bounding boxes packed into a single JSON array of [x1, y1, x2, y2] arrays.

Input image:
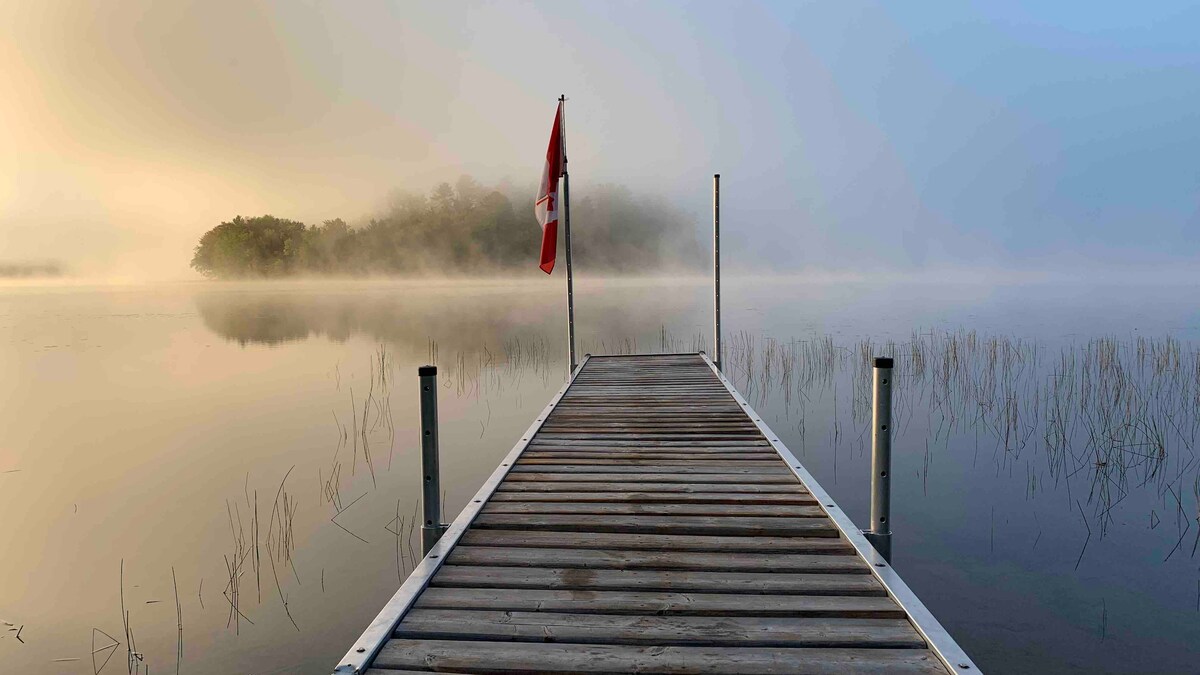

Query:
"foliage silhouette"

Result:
[[191, 178, 702, 278]]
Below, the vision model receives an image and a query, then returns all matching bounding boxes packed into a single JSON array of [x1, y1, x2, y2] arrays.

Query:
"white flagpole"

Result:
[[560, 94, 577, 371]]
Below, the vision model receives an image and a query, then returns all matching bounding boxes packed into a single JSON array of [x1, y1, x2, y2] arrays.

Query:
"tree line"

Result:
[[190, 177, 703, 278], [0, 261, 64, 278]]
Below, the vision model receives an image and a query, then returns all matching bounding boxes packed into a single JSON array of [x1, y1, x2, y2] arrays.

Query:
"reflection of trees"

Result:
[[194, 281, 704, 355], [195, 286, 558, 352]]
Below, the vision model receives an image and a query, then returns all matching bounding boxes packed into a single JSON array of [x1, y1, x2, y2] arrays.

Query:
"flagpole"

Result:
[[713, 173, 721, 371], [560, 94, 577, 371]]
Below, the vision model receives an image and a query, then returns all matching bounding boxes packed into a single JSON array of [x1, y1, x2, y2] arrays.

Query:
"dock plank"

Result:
[[394, 609, 926, 648], [413, 588, 903, 617], [495, 481, 807, 494], [471, 514, 831, 536], [502, 472, 797, 483], [481, 502, 825, 517], [458, 529, 850, 552], [372, 640, 947, 674], [430, 566, 880, 595], [486, 491, 818, 504], [447, 547, 866, 572], [508, 464, 791, 474]]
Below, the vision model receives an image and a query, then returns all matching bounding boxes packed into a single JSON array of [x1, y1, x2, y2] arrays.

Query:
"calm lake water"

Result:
[[1, 276, 1199, 674]]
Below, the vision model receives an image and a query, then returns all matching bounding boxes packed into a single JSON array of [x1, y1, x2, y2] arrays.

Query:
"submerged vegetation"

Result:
[[190, 177, 703, 278]]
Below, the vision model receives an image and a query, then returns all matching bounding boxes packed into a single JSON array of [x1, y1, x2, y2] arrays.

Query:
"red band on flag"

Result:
[[538, 221, 558, 274], [534, 102, 564, 274]]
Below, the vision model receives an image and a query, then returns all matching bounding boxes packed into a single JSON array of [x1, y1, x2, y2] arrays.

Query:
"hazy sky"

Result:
[[2, 1, 1198, 278]]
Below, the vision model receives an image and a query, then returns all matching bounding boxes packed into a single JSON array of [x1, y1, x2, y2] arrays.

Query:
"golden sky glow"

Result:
[[4, 1, 1199, 278]]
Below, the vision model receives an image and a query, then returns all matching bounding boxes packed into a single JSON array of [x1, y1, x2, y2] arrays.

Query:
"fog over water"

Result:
[[3, 2, 1200, 279]]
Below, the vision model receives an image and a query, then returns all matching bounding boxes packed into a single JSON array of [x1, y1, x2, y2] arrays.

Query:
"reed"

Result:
[[718, 329, 1200, 542], [172, 566, 182, 675]]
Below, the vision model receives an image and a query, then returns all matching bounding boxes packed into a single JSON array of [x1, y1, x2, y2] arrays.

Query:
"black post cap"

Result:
[[874, 357, 894, 369], [418, 365, 437, 377]]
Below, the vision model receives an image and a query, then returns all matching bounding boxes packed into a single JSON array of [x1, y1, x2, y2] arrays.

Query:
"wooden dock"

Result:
[[337, 353, 977, 674]]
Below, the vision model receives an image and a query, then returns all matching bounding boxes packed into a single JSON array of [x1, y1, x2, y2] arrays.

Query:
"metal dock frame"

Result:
[[334, 352, 979, 674]]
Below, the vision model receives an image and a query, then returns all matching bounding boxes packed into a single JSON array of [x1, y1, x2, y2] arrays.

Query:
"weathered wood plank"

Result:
[[508, 464, 790, 475], [548, 410, 748, 415], [538, 422, 759, 428], [542, 415, 748, 420], [542, 422, 753, 429], [448, 547, 864, 572], [547, 409, 744, 414], [458, 530, 848, 551], [486, 491, 816, 505], [413, 587, 901, 617], [528, 439, 772, 447], [553, 393, 735, 398], [472, 514, 831, 536], [481, 502, 825, 517], [502, 472, 797, 483], [560, 398, 736, 404], [431, 566, 880, 595], [554, 397, 737, 402], [373, 640, 946, 673], [526, 444, 774, 452], [521, 451, 781, 460], [395, 610, 926, 648], [535, 435, 764, 442], [516, 458, 780, 466], [564, 386, 731, 392], [519, 451, 778, 459], [547, 409, 745, 415], [541, 425, 750, 428], [495, 481, 805, 494]]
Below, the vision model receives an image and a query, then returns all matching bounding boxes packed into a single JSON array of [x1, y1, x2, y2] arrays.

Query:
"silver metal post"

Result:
[[560, 95, 577, 371], [418, 365, 446, 555], [713, 173, 721, 370], [865, 356, 893, 561]]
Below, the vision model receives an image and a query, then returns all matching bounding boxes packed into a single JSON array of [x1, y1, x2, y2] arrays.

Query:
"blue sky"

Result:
[[652, 1, 1200, 269]]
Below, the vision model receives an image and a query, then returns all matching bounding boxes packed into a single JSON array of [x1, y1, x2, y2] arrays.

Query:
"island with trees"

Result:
[[190, 177, 702, 278]]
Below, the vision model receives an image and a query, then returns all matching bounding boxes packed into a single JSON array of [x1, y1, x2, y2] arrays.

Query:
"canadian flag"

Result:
[[534, 102, 565, 274]]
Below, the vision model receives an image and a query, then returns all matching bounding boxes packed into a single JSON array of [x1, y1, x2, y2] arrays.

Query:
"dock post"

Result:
[[418, 365, 446, 555], [865, 356, 893, 561], [713, 173, 722, 370]]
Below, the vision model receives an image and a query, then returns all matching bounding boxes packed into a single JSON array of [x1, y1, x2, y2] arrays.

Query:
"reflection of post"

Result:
[[418, 366, 446, 554], [865, 357, 893, 561], [561, 94, 577, 371], [713, 174, 722, 370]]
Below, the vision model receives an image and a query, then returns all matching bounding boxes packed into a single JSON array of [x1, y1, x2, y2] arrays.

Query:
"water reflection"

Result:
[[193, 278, 713, 358], [195, 284, 560, 348], [4, 279, 1200, 674]]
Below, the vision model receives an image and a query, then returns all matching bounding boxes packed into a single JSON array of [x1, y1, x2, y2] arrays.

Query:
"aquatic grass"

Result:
[[719, 329, 1200, 549], [172, 567, 182, 675]]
